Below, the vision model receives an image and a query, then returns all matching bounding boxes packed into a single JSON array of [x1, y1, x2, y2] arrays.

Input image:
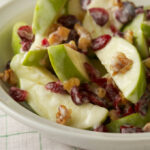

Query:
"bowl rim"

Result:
[[0, 0, 150, 143]]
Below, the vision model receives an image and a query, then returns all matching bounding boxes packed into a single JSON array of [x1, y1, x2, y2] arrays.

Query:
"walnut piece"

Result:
[[0, 69, 17, 85], [63, 77, 80, 93], [64, 41, 78, 50], [48, 26, 70, 45], [124, 30, 134, 44], [143, 122, 150, 132], [109, 110, 119, 121], [110, 52, 133, 76], [113, 0, 123, 7], [74, 23, 91, 52], [97, 87, 106, 98], [56, 105, 72, 125]]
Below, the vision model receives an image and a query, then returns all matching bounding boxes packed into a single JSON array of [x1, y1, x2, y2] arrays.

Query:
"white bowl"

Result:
[[0, 0, 150, 150]]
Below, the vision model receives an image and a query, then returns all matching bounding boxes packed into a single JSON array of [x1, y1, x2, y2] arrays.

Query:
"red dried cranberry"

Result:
[[18, 25, 34, 42], [94, 125, 108, 132], [9, 87, 27, 102], [135, 6, 144, 15], [123, 105, 134, 116], [21, 41, 32, 51], [41, 38, 49, 47], [135, 90, 150, 116], [120, 125, 143, 133], [110, 25, 124, 37], [92, 35, 112, 51], [71, 86, 89, 105], [57, 15, 79, 29], [65, 30, 79, 45], [89, 8, 109, 27], [80, 0, 91, 10], [45, 81, 67, 94], [115, 2, 136, 24], [146, 10, 150, 21]]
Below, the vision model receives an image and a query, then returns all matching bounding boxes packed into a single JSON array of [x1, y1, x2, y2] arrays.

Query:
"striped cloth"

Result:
[[0, 109, 82, 150]]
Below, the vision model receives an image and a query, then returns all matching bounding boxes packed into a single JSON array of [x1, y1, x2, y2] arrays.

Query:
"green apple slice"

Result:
[[48, 44, 90, 82], [67, 0, 85, 20], [141, 21, 150, 38], [22, 49, 50, 68], [10, 54, 108, 129], [96, 37, 146, 103], [32, 0, 67, 35], [12, 22, 27, 54], [123, 14, 149, 59], [106, 109, 150, 133]]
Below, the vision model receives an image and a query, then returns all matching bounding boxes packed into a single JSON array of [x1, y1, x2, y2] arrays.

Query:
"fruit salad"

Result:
[[2, 0, 150, 133]]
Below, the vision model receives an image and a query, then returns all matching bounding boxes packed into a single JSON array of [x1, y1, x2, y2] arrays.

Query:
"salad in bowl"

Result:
[[2, 0, 150, 133]]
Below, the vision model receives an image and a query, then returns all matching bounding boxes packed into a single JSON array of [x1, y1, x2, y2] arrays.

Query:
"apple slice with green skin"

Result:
[[10, 54, 108, 129], [96, 37, 146, 103], [48, 44, 90, 82], [106, 109, 150, 133], [22, 49, 50, 68], [141, 21, 150, 38], [12, 22, 27, 54], [123, 14, 149, 59], [32, 0, 67, 35]]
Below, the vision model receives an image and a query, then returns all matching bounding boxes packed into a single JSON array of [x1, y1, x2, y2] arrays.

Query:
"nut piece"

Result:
[[143, 122, 150, 132], [56, 105, 72, 125], [48, 26, 70, 45], [0, 69, 18, 85], [124, 30, 134, 44], [143, 58, 150, 69], [63, 77, 80, 93], [113, 0, 123, 7], [97, 87, 106, 98], [64, 40, 78, 50], [109, 110, 119, 121], [110, 52, 133, 76], [74, 23, 91, 52]]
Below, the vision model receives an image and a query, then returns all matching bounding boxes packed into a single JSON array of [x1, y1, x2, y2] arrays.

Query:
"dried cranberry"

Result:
[[70, 86, 89, 105], [115, 2, 136, 24], [18, 25, 34, 42], [89, 8, 109, 27], [146, 10, 150, 21], [123, 105, 134, 116], [80, 0, 91, 10], [120, 125, 143, 133], [94, 125, 108, 132], [5, 60, 11, 70], [92, 34, 112, 51], [21, 41, 32, 51], [135, 6, 144, 15], [41, 38, 49, 47], [57, 15, 79, 29], [135, 90, 150, 116], [45, 81, 67, 94], [66, 30, 79, 45], [110, 25, 124, 37], [9, 87, 27, 102]]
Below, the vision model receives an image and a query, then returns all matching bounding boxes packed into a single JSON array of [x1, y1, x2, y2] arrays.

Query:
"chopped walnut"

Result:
[[47, 23, 60, 34], [64, 40, 78, 50], [74, 23, 91, 52], [143, 122, 150, 132], [48, 26, 70, 45], [124, 30, 134, 44], [97, 87, 106, 98], [63, 77, 80, 93], [109, 110, 119, 121], [113, 0, 123, 7], [110, 52, 133, 76], [0, 69, 17, 85], [143, 58, 150, 69], [56, 105, 72, 125]]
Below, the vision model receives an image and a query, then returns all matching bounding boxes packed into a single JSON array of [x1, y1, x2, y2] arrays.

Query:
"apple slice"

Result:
[[141, 21, 150, 38], [106, 109, 150, 133], [10, 54, 108, 129], [123, 14, 149, 59], [48, 44, 90, 82], [32, 0, 67, 35], [12, 22, 27, 54], [22, 49, 50, 68], [96, 37, 146, 103]]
